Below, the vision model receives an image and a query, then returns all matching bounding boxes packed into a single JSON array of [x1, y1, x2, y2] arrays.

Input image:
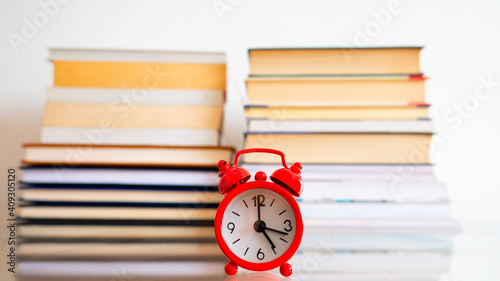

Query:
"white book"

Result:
[[242, 163, 436, 181], [47, 87, 225, 106], [21, 167, 219, 186], [305, 219, 461, 235], [20, 188, 221, 204], [290, 251, 451, 272], [18, 225, 215, 240], [300, 234, 452, 251], [19, 242, 223, 259], [278, 272, 444, 281], [19, 252, 450, 278], [248, 118, 434, 133], [41, 127, 219, 146], [300, 202, 451, 219], [49, 48, 226, 63], [19, 261, 226, 279], [300, 180, 449, 202]]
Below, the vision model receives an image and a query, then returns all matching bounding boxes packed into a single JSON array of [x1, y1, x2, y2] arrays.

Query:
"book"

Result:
[[246, 75, 426, 106], [291, 251, 451, 272], [15, 272, 446, 281], [18, 251, 450, 275], [50, 48, 226, 90], [22, 144, 233, 167], [248, 47, 422, 75], [243, 104, 429, 120], [41, 127, 220, 146], [299, 202, 451, 219], [19, 242, 223, 260], [241, 163, 436, 180], [20, 188, 221, 205], [50, 48, 226, 63], [18, 202, 450, 221], [47, 87, 225, 106], [18, 225, 215, 240], [300, 234, 452, 251], [18, 206, 216, 221], [305, 219, 461, 235], [43, 102, 223, 129], [299, 180, 449, 202], [18, 261, 226, 279], [243, 133, 431, 164], [21, 166, 220, 186], [19, 220, 460, 240], [247, 119, 434, 134]]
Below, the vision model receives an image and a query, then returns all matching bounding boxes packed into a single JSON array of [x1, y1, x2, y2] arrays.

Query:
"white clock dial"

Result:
[[221, 188, 296, 263]]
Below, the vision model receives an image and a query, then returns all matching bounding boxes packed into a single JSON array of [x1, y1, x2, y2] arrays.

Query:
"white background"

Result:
[[1, 0, 500, 280]]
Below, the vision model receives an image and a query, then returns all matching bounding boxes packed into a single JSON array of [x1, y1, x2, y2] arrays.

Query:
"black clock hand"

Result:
[[257, 199, 261, 221], [262, 230, 276, 251], [264, 227, 289, 236]]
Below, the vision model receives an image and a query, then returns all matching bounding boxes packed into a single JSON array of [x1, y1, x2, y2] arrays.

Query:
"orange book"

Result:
[[246, 75, 427, 105], [53, 61, 226, 90], [249, 47, 422, 75], [244, 133, 431, 164], [50, 48, 226, 90], [42, 102, 223, 130]]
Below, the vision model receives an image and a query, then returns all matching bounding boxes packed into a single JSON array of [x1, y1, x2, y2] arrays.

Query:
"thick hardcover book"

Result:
[[244, 133, 431, 164], [246, 74, 426, 105], [248, 47, 422, 75]]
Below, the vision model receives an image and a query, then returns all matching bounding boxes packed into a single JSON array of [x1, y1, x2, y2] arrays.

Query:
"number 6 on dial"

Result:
[[214, 148, 304, 277]]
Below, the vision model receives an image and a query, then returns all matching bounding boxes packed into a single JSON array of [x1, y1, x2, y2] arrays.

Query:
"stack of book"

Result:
[[242, 47, 460, 279], [18, 49, 233, 280]]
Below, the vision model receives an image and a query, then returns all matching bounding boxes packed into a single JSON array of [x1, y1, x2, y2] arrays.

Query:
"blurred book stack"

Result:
[[18, 49, 232, 280], [242, 47, 460, 279]]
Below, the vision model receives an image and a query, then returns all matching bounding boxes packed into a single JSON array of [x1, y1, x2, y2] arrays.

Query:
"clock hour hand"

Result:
[[264, 227, 289, 236]]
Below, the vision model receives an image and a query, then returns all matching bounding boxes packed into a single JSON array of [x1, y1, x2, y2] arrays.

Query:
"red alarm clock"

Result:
[[214, 148, 304, 277]]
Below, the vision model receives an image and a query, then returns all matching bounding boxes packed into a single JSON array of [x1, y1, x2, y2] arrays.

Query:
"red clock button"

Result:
[[255, 171, 267, 181], [280, 263, 293, 277], [225, 262, 238, 276]]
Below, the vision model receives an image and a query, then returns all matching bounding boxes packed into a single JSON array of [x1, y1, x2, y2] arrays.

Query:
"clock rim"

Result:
[[214, 180, 304, 272]]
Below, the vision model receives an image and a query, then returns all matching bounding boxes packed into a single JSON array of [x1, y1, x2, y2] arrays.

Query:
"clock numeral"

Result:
[[244, 247, 249, 256], [252, 194, 265, 207], [284, 219, 293, 232], [227, 222, 235, 234], [257, 248, 265, 260]]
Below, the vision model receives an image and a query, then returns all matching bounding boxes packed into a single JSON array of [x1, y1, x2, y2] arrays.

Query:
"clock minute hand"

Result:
[[264, 227, 289, 236], [262, 230, 276, 250], [257, 200, 261, 221]]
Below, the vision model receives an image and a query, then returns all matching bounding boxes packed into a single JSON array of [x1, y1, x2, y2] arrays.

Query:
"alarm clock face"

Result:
[[221, 188, 296, 263]]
